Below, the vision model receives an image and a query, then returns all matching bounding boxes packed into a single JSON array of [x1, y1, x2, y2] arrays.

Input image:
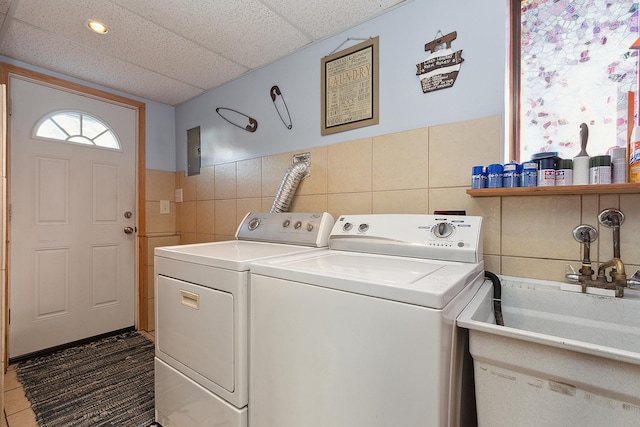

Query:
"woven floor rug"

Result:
[[15, 331, 155, 427]]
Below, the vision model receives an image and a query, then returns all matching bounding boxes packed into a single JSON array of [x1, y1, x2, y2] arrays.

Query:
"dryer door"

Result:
[[157, 275, 234, 392]]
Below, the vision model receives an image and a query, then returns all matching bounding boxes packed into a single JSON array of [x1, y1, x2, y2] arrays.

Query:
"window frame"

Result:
[[509, 0, 639, 163], [32, 109, 122, 152]]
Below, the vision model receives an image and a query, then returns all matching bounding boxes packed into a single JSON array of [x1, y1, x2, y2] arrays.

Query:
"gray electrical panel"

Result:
[[187, 126, 201, 176]]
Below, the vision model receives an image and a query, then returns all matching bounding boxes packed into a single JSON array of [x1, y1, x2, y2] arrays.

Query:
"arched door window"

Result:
[[33, 111, 121, 150]]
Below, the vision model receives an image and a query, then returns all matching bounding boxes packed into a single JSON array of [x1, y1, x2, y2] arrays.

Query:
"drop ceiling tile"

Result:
[[111, 0, 313, 69], [260, 0, 407, 39], [1, 0, 411, 104], [11, 0, 248, 89], [1, 21, 203, 104]]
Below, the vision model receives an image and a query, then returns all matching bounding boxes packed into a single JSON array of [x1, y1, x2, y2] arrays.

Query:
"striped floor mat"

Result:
[[15, 331, 155, 426]]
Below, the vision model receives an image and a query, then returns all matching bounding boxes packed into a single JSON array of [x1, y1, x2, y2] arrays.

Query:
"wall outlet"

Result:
[[160, 200, 170, 214]]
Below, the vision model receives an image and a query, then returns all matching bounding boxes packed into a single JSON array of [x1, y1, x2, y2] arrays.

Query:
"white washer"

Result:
[[249, 214, 484, 427], [154, 212, 334, 427]]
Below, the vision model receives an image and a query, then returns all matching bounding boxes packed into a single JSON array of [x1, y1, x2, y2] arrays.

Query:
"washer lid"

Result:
[[155, 240, 325, 271], [250, 250, 484, 309]]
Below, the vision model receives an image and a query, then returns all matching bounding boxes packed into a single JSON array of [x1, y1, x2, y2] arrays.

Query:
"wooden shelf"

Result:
[[466, 183, 640, 197]]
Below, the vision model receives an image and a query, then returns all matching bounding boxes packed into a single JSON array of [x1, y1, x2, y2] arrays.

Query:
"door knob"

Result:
[[124, 226, 135, 234]]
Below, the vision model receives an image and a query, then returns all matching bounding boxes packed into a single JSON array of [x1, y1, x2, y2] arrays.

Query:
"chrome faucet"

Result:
[[568, 209, 640, 297]]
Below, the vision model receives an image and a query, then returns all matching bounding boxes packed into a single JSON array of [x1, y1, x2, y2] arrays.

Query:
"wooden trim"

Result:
[[0, 62, 148, 364], [467, 183, 640, 197], [509, 0, 521, 162]]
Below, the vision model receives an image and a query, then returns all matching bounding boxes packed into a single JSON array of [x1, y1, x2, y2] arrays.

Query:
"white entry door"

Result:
[[9, 76, 137, 358]]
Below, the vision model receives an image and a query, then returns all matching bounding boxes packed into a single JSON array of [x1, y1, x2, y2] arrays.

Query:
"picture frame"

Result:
[[321, 36, 379, 135]]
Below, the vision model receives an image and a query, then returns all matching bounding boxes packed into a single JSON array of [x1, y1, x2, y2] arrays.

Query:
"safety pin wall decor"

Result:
[[270, 85, 293, 130], [215, 107, 258, 132], [415, 30, 464, 93]]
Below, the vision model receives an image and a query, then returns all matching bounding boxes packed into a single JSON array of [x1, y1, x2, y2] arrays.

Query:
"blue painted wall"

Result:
[[175, 0, 508, 171]]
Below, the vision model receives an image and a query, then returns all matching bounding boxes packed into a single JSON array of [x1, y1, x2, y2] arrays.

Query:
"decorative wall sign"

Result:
[[215, 107, 258, 132], [270, 85, 293, 130], [416, 31, 464, 93], [321, 36, 379, 135]]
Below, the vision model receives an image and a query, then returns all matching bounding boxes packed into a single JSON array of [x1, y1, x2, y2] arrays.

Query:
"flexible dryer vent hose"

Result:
[[270, 160, 309, 213]]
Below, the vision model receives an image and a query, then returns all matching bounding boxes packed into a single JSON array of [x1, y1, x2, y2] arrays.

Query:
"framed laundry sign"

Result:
[[321, 36, 379, 135]]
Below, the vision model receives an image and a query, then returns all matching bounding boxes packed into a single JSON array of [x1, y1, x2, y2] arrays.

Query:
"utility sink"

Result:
[[457, 275, 640, 427]]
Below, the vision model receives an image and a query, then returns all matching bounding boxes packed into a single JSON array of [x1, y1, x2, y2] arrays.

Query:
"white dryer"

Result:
[[249, 214, 484, 427], [154, 212, 334, 427]]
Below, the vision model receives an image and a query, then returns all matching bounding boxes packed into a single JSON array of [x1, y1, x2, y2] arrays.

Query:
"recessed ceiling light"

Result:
[[86, 20, 108, 35]]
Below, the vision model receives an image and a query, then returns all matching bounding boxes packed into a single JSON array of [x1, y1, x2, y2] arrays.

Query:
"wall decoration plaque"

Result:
[[321, 36, 379, 135], [416, 31, 464, 93]]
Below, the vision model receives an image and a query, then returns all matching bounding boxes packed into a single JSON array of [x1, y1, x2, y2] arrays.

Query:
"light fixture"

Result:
[[86, 20, 108, 35]]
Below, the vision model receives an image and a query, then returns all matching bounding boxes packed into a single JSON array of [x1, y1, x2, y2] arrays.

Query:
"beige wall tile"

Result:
[[196, 165, 215, 201], [428, 188, 501, 255], [620, 195, 640, 266], [429, 115, 502, 188], [502, 195, 581, 260], [237, 158, 262, 199], [146, 201, 177, 234], [178, 201, 197, 233], [178, 173, 197, 202], [372, 189, 428, 214], [146, 235, 180, 265], [261, 197, 274, 212], [146, 169, 176, 201], [180, 232, 199, 245], [328, 192, 372, 220], [297, 146, 328, 196], [196, 200, 215, 235], [290, 194, 328, 213], [237, 198, 263, 224], [215, 199, 238, 236], [502, 256, 578, 282], [262, 152, 292, 198], [328, 138, 372, 193], [215, 162, 237, 200], [372, 128, 428, 191], [483, 255, 501, 274], [215, 234, 236, 242], [195, 234, 216, 243]]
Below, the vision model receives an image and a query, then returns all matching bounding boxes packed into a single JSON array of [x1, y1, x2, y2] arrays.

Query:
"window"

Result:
[[513, 0, 638, 162], [34, 111, 120, 150]]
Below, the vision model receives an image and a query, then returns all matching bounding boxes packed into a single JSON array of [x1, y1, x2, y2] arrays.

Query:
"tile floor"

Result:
[[3, 330, 155, 427]]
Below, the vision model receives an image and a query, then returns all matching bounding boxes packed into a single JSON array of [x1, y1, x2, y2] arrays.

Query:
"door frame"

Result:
[[0, 63, 148, 366]]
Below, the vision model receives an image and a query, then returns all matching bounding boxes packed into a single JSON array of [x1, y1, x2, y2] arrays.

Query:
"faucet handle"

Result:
[[628, 270, 640, 290], [565, 264, 579, 282], [598, 208, 625, 228], [572, 224, 598, 243]]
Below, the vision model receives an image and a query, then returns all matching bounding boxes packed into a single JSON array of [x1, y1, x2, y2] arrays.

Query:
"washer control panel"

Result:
[[331, 214, 483, 263], [236, 212, 334, 247]]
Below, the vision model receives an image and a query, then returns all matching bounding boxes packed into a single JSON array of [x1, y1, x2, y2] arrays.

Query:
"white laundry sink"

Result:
[[457, 276, 640, 427]]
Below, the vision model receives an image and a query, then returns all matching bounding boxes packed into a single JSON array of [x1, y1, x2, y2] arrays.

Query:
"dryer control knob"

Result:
[[294, 221, 302, 229], [248, 218, 261, 231], [432, 222, 453, 238], [343, 222, 353, 232], [358, 223, 369, 233], [306, 223, 314, 232], [282, 219, 291, 227]]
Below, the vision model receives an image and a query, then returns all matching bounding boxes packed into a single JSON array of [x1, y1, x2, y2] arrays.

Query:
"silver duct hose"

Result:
[[270, 160, 309, 213]]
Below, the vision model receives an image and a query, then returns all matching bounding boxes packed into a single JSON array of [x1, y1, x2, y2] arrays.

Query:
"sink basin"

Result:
[[458, 275, 640, 427]]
